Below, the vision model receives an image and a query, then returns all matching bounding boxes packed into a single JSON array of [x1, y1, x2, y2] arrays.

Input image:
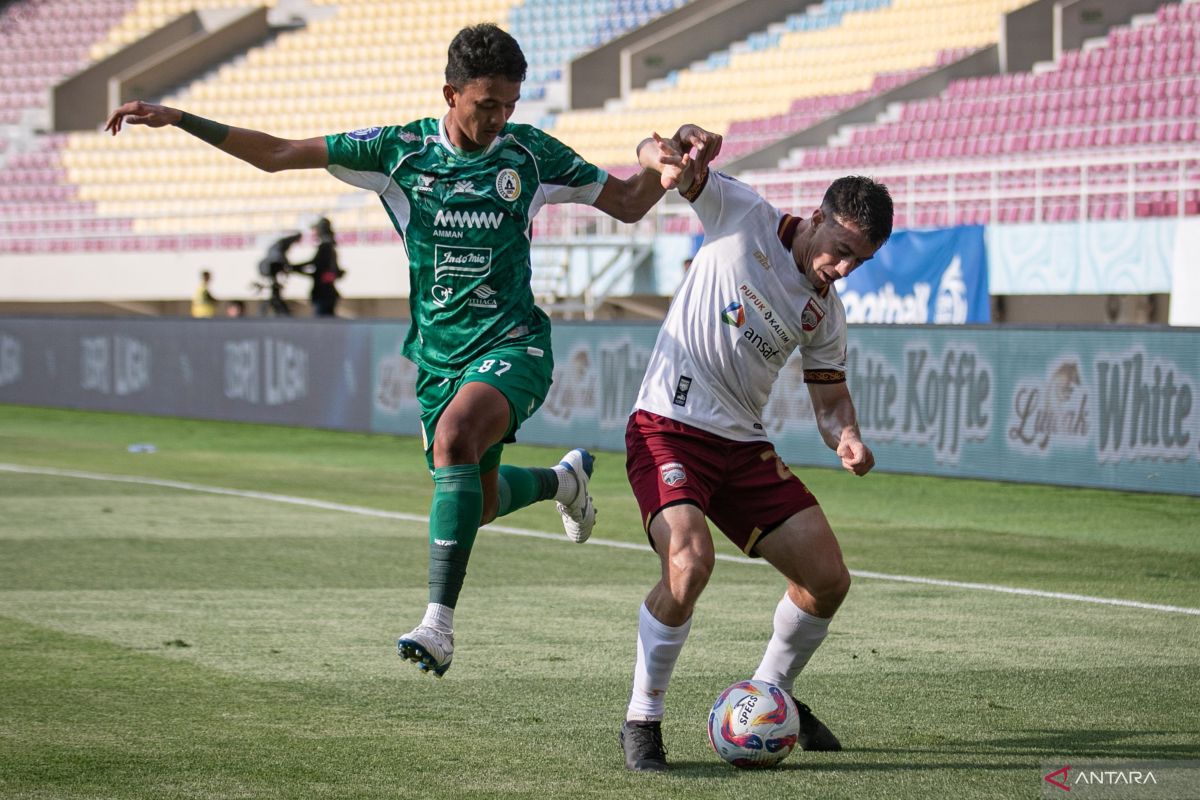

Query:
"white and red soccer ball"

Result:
[[707, 679, 800, 768]]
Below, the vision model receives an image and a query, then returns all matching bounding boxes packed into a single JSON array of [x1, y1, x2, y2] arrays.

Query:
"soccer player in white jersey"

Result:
[[618, 136, 893, 771], [105, 25, 721, 679]]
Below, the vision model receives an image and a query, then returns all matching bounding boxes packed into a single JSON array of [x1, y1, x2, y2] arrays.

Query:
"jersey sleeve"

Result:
[[533, 131, 608, 205], [688, 171, 759, 239], [325, 126, 394, 194]]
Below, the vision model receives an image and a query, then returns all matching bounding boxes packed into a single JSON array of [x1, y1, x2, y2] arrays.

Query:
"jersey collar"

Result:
[[438, 116, 506, 159]]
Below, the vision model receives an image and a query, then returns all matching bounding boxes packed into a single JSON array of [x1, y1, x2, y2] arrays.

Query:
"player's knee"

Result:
[[831, 566, 851, 603], [668, 548, 714, 602], [812, 563, 851, 610], [431, 424, 479, 465]]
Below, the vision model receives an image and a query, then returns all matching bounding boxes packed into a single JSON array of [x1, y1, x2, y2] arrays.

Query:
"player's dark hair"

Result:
[[822, 176, 894, 246], [446, 23, 527, 86]]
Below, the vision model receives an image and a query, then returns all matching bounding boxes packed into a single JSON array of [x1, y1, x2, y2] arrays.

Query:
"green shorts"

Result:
[[416, 332, 555, 472]]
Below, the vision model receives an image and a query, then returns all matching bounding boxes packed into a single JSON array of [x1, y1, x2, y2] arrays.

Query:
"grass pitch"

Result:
[[1, 405, 1197, 800]]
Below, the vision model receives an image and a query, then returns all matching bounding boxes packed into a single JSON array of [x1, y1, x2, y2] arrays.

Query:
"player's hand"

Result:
[[644, 132, 695, 190], [836, 436, 874, 476], [672, 124, 722, 173], [104, 101, 182, 135]]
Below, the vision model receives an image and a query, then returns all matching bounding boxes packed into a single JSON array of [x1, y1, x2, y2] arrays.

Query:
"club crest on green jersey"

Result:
[[496, 168, 521, 201]]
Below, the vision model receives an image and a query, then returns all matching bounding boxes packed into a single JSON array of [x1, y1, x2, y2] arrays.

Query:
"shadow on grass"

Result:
[[662, 729, 1197, 777]]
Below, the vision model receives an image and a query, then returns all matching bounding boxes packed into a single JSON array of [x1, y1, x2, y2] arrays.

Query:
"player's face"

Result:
[[794, 209, 879, 291], [443, 76, 521, 151]]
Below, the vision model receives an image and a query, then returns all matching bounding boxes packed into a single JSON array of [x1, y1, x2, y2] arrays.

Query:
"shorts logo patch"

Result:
[[801, 298, 825, 332], [660, 462, 687, 487], [347, 126, 382, 141], [496, 168, 521, 201]]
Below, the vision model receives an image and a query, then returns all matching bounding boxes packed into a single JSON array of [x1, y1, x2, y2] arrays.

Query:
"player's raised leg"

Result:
[[492, 447, 595, 542], [553, 448, 595, 542], [397, 381, 509, 677]]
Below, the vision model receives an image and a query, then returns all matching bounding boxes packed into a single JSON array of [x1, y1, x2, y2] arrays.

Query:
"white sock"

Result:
[[626, 603, 692, 721], [420, 602, 454, 633], [552, 464, 579, 504], [751, 593, 831, 694]]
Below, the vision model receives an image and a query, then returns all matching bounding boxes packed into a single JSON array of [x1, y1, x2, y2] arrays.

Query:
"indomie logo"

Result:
[[434, 245, 493, 280], [433, 209, 503, 229]]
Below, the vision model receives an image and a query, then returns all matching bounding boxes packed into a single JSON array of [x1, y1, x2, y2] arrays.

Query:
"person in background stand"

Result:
[[191, 269, 217, 318], [294, 216, 344, 317], [257, 231, 302, 317]]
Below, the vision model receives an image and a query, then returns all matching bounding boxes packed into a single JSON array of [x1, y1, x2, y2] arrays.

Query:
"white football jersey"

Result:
[[634, 171, 848, 441]]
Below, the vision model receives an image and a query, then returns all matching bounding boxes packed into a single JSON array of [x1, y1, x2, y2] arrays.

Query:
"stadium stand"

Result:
[[544, 0, 1033, 167], [0, 0, 132, 127], [18, 0, 697, 251], [0, 0, 1196, 323], [739, 0, 1200, 227], [509, 0, 692, 93], [0, 0, 138, 253]]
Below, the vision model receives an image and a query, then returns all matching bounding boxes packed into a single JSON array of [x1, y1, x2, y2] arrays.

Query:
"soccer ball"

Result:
[[707, 679, 800, 768]]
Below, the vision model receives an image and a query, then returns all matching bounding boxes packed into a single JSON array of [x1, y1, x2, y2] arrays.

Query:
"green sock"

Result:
[[427, 464, 483, 609], [496, 465, 559, 517]]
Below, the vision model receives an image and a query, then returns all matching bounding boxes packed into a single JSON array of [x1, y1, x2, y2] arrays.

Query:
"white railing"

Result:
[[735, 147, 1200, 227]]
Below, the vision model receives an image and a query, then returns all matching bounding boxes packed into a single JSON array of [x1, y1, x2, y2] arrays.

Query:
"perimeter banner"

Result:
[[1, 319, 1196, 495], [517, 324, 1198, 496], [836, 225, 990, 324], [0, 318, 372, 431]]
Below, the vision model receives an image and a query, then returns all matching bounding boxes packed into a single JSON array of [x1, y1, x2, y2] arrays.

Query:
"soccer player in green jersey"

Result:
[[106, 23, 721, 678]]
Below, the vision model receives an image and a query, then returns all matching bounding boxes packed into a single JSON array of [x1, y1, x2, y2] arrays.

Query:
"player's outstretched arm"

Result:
[[808, 381, 875, 476], [105, 100, 328, 173]]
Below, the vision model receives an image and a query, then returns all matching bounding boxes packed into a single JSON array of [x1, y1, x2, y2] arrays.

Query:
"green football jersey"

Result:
[[325, 118, 608, 376]]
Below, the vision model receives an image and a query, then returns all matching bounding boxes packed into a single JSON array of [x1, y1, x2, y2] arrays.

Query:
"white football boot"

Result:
[[397, 624, 454, 677], [555, 448, 596, 544]]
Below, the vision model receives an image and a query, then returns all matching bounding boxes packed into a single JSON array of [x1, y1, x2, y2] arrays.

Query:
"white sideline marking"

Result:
[[3, 462, 1198, 617]]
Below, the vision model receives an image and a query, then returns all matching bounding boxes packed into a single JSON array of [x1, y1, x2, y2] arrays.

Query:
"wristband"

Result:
[[681, 166, 709, 203], [175, 111, 230, 146]]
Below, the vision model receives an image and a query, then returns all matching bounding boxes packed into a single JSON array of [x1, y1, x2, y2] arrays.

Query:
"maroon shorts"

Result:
[[625, 409, 820, 557]]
